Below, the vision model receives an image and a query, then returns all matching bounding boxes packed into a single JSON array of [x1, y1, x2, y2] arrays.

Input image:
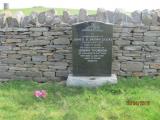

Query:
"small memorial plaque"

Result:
[[72, 21, 113, 76]]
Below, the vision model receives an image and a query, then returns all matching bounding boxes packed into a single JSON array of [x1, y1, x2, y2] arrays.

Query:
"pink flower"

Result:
[[34, 90, 47, 98], [41, 90, 47, 98], [34, 90, 41, 97]]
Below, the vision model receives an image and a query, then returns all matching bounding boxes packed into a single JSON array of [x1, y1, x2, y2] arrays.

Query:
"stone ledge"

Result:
[[66, 74, 117, 87]]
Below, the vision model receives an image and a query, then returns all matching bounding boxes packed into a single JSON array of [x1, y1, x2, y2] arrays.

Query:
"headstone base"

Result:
[[66, 74, 117, 87]]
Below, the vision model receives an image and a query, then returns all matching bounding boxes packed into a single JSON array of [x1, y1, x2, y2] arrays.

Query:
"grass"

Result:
[[0, 7, 96, 15], [0, 76, 160, 120]]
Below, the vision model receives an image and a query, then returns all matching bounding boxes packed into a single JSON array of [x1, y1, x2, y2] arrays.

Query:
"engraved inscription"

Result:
[[75, 36, 111, 62]]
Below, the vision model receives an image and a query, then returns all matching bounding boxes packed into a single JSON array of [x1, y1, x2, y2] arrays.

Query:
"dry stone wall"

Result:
[[0, 24, 72, 81], [0, 9, 160, 81], [113, 25, 160, 76]]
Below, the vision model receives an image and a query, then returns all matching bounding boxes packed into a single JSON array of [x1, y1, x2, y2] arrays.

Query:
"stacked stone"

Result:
[[0, 8, 160, 81], [1, 8, 160, 27], [0, 24, 72, 81], [112, 25, 160, 76]]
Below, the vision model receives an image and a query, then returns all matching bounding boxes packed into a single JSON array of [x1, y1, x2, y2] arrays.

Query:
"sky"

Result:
[[0, 0, 160, 11]]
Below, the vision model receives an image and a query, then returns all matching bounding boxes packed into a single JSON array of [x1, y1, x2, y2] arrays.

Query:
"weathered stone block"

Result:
[[133, 26, 149, 33], [27, 40, 50, 46], [144, 69, 157, 73], [121, 62, 143, 72], [96, 8, 108, 22], [0, 28, 27, 32], [29, 27, 48, 32], [35, 36, 53, 41], [2, 50, 16, 54], [142, 11, 152, 25], [6, 17, 19, 27], [1, 58, 24, 64], [124, 46, 142, 51], [12, 28, 28, 32], [21, 57, 31, 62], [53, 62, 68, 70], [133, 33, 143, 36], [113, 33, 120, 38], [43, 31, 63, 36], [132, 72, 144, 76], [131, 10, 142, 24], [150, 63, 160, 69], [132, 41, 155, 45], [112, 62, 120, 71], [121, 33, 132, 37], [55, 49, 71, 54], [0, 46, 12, 51], [32, 77, 48, 81], [150, 26, 160, 31], [62, 10, 70, 23], [38, 12, 46, 24], [13, 47, 20, 51], [15, 71, 42, 77], [32, 56, 47, 62], [12, 76, 32, 80], [113, 27, 122, 33], [144, 36, 157, 41], [132, 41, 144, 45], [8, 53, 22, 59], [53, 54, 64, 60], [65, 54, 72, 60], [56, 71, 68, 77], [118, 56, 133, 61], [0, 66, 9, 71], [115, 39, 130, 46], [21, 12, 38, 27], [18, 50, 37, 55], [123, 51, 141, 57], [121, 28, 134, 33], [79, 8, 87, 22], [156, 40, 160, 46], [9, 67, 26, 71], [0, 72, 13, 79], [0, 14, 5, 28], [144, 31, 160, 36], [6, 39, 21, 43], [144, 42, 155, 45], [38, 9, 55, 25], [148, 46, 160, 51], [43, 72, 55, 78], [54, 37, 70, 45], [128, 62, 143, 72], [52, 32, 64, 36], [30, 32, 42, 37]]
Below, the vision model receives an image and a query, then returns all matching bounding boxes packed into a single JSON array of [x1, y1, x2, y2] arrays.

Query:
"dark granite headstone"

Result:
[[72, 21, 113, 76]]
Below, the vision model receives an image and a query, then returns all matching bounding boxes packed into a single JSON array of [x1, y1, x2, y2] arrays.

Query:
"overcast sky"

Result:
[[0, 0, 160, 11]]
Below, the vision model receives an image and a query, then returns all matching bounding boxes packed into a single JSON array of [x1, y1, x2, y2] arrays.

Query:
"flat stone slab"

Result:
[[66, 74, 117, 87]]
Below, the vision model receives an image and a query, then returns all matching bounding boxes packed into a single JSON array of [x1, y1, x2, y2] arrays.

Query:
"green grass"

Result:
[[0, 7, 96, 15], [0, 76, 160, 120]]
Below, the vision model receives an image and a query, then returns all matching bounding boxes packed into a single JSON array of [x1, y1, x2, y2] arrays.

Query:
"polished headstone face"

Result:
[[72, 21, 113, 76]]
